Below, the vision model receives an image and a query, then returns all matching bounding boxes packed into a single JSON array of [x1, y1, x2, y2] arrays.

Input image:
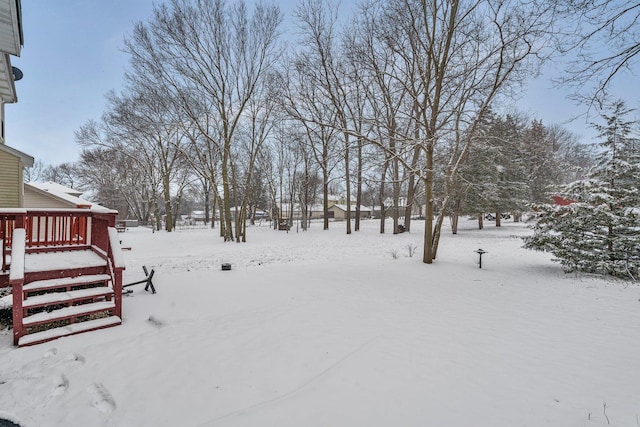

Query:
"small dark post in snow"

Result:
[[474, 249, 487, 269]]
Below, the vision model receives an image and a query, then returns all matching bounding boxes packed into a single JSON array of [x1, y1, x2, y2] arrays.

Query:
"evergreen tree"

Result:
[[520, 119, 562, 203], [479, 114, 531, 222], [455, 110, 501, 222], [524, 101, 640, 280]]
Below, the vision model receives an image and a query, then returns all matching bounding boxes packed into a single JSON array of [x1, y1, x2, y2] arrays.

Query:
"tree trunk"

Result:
[[154, 200, 161, 232], [322, 179, 329, 230], [221, 141, 234, 241], [355, 137, 363, 232], [392, 154, 400, 234], [210, 189, 217, 229], [162, 173, 173, 232], [379, 159, 388, 234], [217, 193, 225, 237], [204, 186, 211, 225], [423, 146, 434, 263], [451, 214, 459, 234], [344, 133, 352, 235], [323, 142, 330, 230], [450, 197, 462, 234], [404, 146, 421, 232]]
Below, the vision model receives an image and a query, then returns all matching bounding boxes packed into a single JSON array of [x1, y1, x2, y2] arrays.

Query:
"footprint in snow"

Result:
[[51, 373, 69, 396], [65, 353, 85, 364], [43, 347, 57, 358], [88, 382, 117, 414]]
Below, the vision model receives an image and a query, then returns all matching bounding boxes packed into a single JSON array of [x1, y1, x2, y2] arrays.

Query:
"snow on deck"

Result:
[[22, 286, 113, 308], [23, 274, 111, 292], [24, 249, 106, 273]]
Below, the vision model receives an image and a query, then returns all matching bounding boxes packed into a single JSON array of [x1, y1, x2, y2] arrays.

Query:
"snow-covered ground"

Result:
[[1, 218, 639, 427]]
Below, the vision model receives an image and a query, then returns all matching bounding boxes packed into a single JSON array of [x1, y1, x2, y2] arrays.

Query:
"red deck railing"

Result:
[[1, 209, 117, 276]]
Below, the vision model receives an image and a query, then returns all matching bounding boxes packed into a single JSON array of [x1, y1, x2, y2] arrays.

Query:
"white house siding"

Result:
[[0, 0, 21, 57]]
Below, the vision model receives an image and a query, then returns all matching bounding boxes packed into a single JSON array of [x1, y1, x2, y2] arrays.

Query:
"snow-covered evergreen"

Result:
[[524, 101, 640, 279]]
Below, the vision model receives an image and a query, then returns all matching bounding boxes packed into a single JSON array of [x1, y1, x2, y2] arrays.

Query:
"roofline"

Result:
[[24, 182, 115, 212], [0, 141, 33, 166], [24, 182, 79, 208]]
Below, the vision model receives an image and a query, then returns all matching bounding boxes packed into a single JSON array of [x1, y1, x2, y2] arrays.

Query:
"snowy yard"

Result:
[[1, 218, 639, 426]]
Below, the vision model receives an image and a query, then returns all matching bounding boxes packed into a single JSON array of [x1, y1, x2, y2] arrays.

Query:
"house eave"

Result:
[[0, 141, 32, 166]]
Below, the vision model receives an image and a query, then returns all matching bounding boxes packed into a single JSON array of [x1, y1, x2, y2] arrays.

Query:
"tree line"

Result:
[[25, 0, 639, 264]]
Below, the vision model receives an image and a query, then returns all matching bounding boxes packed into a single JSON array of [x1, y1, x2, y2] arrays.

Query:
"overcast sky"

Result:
[[5, 0, 637, 167]]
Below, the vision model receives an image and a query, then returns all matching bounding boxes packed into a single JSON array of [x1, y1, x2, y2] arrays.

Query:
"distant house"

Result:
[[252, 209, 269, 220], [327, 204, 372, 220], [189, 210, 207, 222], [23, 181, 110, 211], [308, 203, 325, 219]]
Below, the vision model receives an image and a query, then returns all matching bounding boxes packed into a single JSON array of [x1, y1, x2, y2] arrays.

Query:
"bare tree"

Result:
[[230, 79, 279, 241], [547, 123, 596, 183], [552, 1, 640, 104], [75, 120, 165, 226], [124, 0, 282, 241], [277, 56, 342, 231], [102, 86, 188, 232], [23, 160, 77, 188], [294, 0, 362, 234], [358, 0, 554, 263], [23, 160, 48, 183], [73, 147, 139, 219], [349, 3, 416, 234]]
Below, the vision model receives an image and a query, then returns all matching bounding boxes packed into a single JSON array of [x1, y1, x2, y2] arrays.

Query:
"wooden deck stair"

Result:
[[16, 248, 121, 347]]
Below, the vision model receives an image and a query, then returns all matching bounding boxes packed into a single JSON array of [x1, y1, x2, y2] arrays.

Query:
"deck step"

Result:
[[24, 249, 106, 273], [23, 286, 114, 309], [18, 316, 121, 347], [23, 300, 115, 327], [23, 274, 111, 293]]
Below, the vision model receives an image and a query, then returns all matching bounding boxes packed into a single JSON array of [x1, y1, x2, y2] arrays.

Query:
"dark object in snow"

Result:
[[147, 315, 163, 327], [0, 416, 25, 427], [485, 213, 511, 221], [397, 224, 406, 233], [278, 219, 291, 231], [0, 307, 11, 330], [221, 263, 232, 271], [123, 266, 156, 294], [474, 249, 487, 269]]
